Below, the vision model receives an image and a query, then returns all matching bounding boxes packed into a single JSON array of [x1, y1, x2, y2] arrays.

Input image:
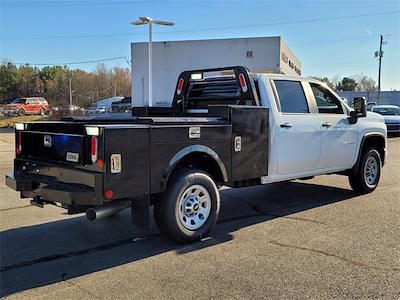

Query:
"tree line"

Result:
[[0, 61, 131, 107], [312, 74, 377, 92]]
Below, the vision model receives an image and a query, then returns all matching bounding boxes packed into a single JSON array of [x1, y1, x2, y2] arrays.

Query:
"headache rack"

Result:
[[132, 66, 260, 117]]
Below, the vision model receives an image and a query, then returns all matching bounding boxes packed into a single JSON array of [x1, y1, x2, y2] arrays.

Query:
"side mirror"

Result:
[[353, 97, 367, 118], [348, 97, 367, 124]]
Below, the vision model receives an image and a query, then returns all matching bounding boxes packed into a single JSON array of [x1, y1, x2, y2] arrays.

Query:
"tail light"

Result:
[[16, 131, 22, 155], [177, 78, 184, 95], [86, 126, 99, 164], [15, 123, 24, 155], [239, 73, 248, 93], [91, 136, 98, 163]]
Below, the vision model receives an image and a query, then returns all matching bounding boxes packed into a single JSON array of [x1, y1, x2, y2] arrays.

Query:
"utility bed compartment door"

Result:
[[103, 126, 150, 199], [20, 131, 87, 165], [230, 106, 268, 180]]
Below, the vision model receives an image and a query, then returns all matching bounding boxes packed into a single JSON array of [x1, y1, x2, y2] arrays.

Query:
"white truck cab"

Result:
[[255, 73, 386, 186]]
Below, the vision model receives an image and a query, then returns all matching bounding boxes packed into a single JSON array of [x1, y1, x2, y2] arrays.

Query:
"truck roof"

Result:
[[254, 73, 321, 84]]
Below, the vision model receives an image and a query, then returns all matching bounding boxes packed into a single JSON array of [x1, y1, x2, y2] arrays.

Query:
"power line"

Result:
[[0, 0, 156, 7], [5, 56, 129, 66], [2, 10, 399, 40], [292, 34, 399, 47]]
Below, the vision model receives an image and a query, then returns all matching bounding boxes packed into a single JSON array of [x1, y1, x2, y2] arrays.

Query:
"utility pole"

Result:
[[114, 82, 117, 97], [69, 77, 73, 110], [376, 35, 384, 104]]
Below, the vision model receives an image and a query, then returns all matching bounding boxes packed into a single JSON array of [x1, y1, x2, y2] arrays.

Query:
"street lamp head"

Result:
[[153, 20, 175, 26], [139, 16, 153, 22], [131, 17, 152, 25], [131, 20, 145, 25], [131, 16, 174, 26]]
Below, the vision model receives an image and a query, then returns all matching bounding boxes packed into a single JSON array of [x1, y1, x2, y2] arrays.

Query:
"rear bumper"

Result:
[[5, 173, 19, 190], [5, 159, 104, 206], [6, 172, 96, 205]]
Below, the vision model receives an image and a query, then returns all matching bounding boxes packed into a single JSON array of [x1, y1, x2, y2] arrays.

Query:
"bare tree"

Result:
[[352, 74, 378, 91]]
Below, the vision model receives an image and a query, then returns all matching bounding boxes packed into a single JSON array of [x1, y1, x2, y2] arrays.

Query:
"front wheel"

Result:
[[349, 148, 381, 194], [18, 108, 25, 116], [154, 169, 220, 243]]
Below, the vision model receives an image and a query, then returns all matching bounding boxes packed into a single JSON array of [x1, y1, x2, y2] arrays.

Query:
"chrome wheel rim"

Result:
[[178, 184, 211, 230], [364, 156, 378, 186]]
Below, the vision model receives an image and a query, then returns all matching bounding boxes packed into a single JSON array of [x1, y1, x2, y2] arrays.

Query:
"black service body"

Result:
[[5, 66, 269, 226]]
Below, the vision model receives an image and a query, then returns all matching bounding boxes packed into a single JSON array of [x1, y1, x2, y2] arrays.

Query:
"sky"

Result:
[[1, 0, 399, 90]]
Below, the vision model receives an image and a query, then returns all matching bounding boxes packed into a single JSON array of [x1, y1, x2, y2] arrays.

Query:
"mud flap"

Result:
[[131, 197, 150, 229]]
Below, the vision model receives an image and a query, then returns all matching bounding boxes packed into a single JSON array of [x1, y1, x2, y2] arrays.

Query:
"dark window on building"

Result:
[[274, 80, 309, 113], [246, 51, 253, 58]]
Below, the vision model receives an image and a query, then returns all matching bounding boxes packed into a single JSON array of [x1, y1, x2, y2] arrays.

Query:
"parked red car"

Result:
[[5, 97, 49, 116]]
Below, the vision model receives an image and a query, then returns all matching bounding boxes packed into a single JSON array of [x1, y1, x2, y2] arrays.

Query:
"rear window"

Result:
[[12, 98, 26, 104], [274, 80, 309, 113], [186, 76, 241, 109]]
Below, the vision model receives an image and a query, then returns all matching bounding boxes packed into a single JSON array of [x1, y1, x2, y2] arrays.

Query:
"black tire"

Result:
[[349, 148, 381, 194], [154, 169, 220, 243], [18, 108, 25, 116], [40, 108, 45, 115]]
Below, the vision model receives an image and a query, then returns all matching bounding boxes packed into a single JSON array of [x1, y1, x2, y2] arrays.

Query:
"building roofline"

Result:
[[131, 36, 282, 45]]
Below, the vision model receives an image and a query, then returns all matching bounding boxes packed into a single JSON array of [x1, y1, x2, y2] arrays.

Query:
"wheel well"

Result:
[[352, 135, 386, 175], [167, 152, 225, 187], [362, 135, 386, 165]]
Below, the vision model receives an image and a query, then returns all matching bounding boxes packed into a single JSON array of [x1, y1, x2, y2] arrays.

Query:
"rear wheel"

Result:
[[40, 108, 46, 115], [18, 108, 25, 116], [154, 169, 220, 243], [349, 148, 381, 194]]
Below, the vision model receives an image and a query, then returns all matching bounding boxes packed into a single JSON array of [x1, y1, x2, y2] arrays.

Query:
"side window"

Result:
[[274, 80, 309, 113], [310, 83, 343, 114]]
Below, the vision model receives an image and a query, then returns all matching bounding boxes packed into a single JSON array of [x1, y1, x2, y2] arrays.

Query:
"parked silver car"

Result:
[[371, 105, 400, 134]]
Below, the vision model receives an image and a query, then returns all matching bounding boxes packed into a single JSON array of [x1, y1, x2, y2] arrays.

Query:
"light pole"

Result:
[[131, 17, 174, 107]]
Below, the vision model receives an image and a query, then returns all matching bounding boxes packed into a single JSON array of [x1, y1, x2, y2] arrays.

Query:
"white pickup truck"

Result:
[[6, 66, 387, 243]]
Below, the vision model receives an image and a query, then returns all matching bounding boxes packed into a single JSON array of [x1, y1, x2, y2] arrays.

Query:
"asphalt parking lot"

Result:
[[0, 128, 399, 299]]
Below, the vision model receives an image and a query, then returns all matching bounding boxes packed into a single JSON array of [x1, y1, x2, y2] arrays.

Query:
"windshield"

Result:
[[372, 107, 400, 116], [11, 98, 26, 104]]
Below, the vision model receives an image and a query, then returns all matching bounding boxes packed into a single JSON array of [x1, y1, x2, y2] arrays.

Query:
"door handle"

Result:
[[322, 122, 332, 128], [280, 123, 293, 129]]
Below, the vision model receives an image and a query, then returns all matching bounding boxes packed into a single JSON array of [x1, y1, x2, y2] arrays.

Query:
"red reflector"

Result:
[[97, 159, 104, 169], [239, 73, 248, 93], [177, 78, 184, 95], [91, 136, 97, 163], [105, 190, 113, 199]]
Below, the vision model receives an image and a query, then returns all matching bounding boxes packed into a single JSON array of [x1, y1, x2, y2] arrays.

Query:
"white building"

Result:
[[131, 36, 301, 106]]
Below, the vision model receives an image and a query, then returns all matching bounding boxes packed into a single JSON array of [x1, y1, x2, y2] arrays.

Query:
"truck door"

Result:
[[308, 83, 357, 169], [273, 80, 321, 175]]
